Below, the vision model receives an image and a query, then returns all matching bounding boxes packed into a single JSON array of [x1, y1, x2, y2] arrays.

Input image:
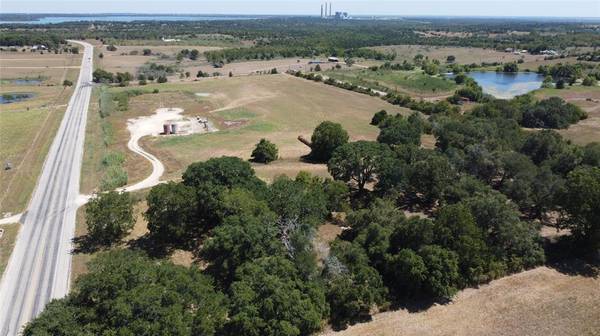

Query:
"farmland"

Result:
[[0, 50, 81, 214]]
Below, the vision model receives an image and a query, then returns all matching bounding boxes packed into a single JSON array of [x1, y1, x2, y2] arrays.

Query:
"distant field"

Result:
[[98, 44, 222, 74], [324, 67, 457, 97], [321, 266, 600, 336], [372, 45, 538, 65], [534, 86, 600, 145], [90, 74, 409, 184], [0, 81, 78, 214], [0, 223, 20, 276], [0, 51, 81, 85]]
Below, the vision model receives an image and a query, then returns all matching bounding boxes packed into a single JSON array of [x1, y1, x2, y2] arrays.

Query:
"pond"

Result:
[[0, 93, 35, 104], [12, 79, 42, 85], [467, 71, 544, 99]]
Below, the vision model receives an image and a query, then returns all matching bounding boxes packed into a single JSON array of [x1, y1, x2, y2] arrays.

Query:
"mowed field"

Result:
[[534, 86, 600, 145], [87, 74, 409, 186], [0, 51, 81, 214], [321, 266, 600, 336]]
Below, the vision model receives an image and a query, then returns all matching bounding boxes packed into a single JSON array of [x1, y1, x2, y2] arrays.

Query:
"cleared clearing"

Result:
[[321, 266, 600, 336], [125, 74, 411, 182]]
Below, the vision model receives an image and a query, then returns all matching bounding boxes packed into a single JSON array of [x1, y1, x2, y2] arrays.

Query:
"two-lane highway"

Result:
[[0, 41, 93, 335]]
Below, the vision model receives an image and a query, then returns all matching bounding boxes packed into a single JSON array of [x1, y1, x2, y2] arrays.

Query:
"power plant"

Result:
[[320, 2, 349, 20]]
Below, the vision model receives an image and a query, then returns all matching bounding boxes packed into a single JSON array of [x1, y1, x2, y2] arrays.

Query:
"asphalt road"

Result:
[[0, 41, 93, 335]]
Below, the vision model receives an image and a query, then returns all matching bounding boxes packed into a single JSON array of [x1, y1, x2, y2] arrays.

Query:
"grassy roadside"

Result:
[[0, 223, 21, 276], [0, 83, 76, 215]]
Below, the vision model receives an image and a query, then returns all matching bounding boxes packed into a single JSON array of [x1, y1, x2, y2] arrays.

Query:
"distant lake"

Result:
[[467, 71, 544, 99], [0, 15, 261, 24]]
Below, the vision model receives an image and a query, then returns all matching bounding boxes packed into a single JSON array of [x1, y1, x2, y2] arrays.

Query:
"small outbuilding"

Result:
[[328, 56, 339, 62]]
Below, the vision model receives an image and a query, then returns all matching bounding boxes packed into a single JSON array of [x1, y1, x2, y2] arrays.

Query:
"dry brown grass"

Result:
[[321, 266, 600, 336]]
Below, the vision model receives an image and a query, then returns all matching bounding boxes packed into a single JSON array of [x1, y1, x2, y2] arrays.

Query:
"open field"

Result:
[[145, 75, 410, 181], [98, 44, 222, 74], [0, 223, 20, 276], [323, 67, 457, 97], [372, 45, 539, 65], [0, 51, 81, 85], [0, 79, 79, 214], [534, 86, 600, 145], [321, 266, 600, 336], [87, 74, 409, 186]]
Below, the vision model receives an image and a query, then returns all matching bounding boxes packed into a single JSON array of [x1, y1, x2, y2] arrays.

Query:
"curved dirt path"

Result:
[[117, 126, 165, 193]]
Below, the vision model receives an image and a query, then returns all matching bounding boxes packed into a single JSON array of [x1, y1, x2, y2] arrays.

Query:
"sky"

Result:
[[1, 0, 599, 18]]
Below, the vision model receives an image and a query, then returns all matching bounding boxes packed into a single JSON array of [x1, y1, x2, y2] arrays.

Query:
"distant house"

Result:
[[328, 57, 339, 62], [31, 44, 48, 51]]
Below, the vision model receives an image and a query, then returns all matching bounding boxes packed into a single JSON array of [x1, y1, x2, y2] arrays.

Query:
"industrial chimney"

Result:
[[321, 4, 323, 18]]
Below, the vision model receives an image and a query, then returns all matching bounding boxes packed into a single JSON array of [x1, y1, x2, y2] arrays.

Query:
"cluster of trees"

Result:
[[0, 31, 65, 49], [536, 62, 600, 84], [178, 48, 200, 61], [449, 76, 484, 103], [92, 69, 134, 86], [472, 95, 587, 129]]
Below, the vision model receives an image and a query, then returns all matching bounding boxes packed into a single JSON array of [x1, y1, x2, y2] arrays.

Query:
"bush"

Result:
[[251, 138, 278, 163], [62, 79, 73, 86]]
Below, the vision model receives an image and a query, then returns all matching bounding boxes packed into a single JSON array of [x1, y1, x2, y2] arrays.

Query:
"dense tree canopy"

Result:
[[85, 191, 135, 245]]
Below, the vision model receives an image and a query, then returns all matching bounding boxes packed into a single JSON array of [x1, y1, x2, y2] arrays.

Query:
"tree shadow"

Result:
[[71, 234, 106, 254], [544, 235, 599, 278], [126, 233, 174, 259]]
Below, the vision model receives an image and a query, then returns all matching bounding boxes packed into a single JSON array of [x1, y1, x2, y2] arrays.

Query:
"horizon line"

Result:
[[1, 13, 599, 19]]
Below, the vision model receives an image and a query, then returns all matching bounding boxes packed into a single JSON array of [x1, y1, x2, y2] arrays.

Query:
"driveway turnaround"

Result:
[[0, 41, 93, 336]]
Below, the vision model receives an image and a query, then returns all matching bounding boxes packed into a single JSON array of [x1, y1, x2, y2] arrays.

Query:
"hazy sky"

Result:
[[1, 0, 599, 17]]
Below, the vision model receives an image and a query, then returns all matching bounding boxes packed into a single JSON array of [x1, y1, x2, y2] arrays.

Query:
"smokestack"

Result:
[[321, 4, 323, 18]]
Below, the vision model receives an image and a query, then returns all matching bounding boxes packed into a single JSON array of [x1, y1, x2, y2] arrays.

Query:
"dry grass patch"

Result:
[[0, 223, 20, 276], [321, 266, 600, 336]]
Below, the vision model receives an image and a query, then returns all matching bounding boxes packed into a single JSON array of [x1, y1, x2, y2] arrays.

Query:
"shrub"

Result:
[[251, 138, 278, 164]]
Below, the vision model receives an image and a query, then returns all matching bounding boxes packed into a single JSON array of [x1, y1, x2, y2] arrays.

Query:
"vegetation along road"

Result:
[[0, 41, 93, 336]]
